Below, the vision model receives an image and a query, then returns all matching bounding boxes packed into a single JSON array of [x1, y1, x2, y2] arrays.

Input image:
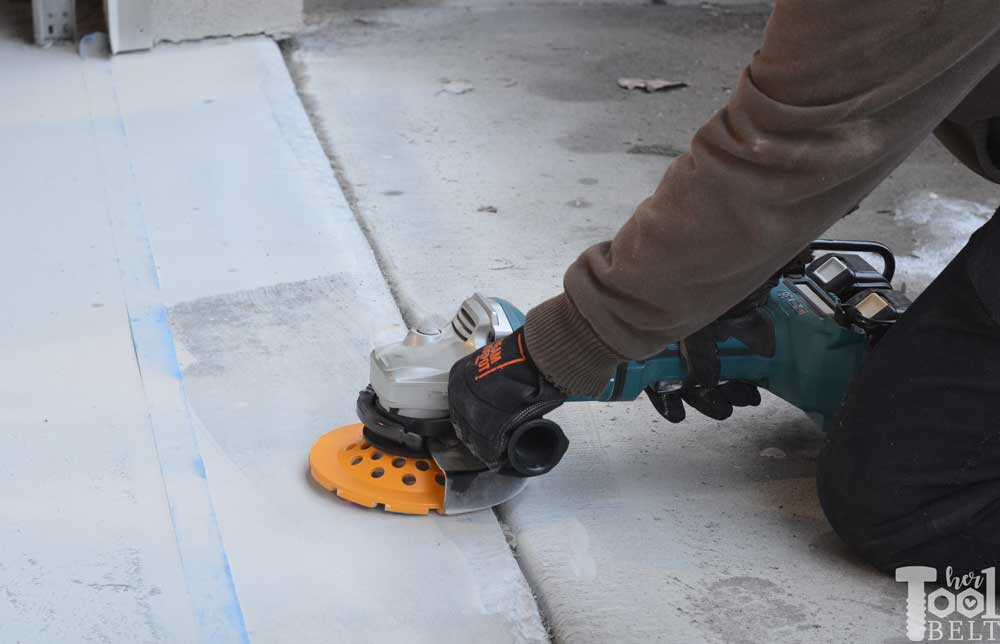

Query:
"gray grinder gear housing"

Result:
[[356, 293, 540, 514]]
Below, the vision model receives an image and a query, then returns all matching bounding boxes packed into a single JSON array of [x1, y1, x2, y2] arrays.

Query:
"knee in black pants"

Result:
[[817, 211, 1000, 575]]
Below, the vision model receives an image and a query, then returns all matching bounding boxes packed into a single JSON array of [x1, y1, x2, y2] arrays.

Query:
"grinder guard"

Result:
[[310, 293, 533, 515]]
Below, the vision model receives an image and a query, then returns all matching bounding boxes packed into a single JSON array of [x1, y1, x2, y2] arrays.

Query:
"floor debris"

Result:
[[617, 78, 687, 93], [438, 79, 474, 95]]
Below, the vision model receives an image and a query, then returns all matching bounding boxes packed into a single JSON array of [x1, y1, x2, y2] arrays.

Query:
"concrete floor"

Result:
[[287, 2, 998, 643], [3, 0, 998, 641], [290, 0, 997, 319], [0, 6, 543, 642]]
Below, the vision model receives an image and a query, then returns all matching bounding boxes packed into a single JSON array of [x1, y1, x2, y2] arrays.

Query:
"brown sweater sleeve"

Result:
[[524, 0, 1000, 397]]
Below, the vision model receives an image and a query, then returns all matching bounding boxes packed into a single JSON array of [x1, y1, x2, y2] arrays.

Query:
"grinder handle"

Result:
[[505, 418, 569, 477]]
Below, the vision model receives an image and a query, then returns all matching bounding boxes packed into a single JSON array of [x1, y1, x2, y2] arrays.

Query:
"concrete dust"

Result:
[[892, 191, 995, 294]]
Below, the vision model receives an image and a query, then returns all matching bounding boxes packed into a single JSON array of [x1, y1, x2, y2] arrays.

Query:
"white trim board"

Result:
[[105, 0, 153, 53]]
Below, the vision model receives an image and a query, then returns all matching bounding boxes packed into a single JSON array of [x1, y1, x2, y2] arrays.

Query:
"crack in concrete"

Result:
[[280, 39, 426, 328], [280, 38, 554, 644], [494, 509, 556, 643]]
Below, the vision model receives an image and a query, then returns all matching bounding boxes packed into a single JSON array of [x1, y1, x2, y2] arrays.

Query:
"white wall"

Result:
[[151, 0, 301, 42], [107, 0, 302, 53]]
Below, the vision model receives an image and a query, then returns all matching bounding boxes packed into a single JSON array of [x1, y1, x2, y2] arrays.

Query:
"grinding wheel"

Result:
[[309, 423, 446, 515]]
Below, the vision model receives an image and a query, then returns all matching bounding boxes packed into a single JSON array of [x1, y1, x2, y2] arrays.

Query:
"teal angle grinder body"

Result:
[[497, 240, 907, 434], [498, 277, 867, 431]]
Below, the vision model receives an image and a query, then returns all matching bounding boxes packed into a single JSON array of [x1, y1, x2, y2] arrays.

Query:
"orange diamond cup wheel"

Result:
[[309, 423, 446, 515]]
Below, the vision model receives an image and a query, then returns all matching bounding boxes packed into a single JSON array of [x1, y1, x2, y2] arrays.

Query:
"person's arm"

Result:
[[525, 0, 1000, 397]]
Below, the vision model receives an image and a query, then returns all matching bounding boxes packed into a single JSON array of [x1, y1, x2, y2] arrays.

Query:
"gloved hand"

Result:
[[448, 327, 567, 474], [645, 277, 777, 423]]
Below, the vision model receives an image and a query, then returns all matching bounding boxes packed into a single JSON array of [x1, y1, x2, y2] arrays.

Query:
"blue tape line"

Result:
[[126, 304, 249, 643], [86, 60, 251, 644]]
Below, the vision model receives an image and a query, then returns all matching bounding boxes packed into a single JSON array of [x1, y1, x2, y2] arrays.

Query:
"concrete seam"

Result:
[[279, 38, 556, 643], [279, 40, 424, 327], [494, 509, 556, 644]]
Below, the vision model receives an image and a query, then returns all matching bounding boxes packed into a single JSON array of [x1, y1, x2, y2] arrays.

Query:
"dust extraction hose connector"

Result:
[[505, 418, 570, 477]]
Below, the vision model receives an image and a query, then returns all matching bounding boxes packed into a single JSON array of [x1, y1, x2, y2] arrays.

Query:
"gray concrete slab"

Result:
[[289, 1, 997, 321], [289, 3, 999, 642], [0, 7, 545, 641]]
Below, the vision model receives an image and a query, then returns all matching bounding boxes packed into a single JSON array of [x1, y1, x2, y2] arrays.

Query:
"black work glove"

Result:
[[645, 278, 776, 423], [448, 327, 568, 475]]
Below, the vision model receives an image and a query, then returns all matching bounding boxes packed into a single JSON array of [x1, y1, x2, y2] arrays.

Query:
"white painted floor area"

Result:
[[0, 15, 544, 644]]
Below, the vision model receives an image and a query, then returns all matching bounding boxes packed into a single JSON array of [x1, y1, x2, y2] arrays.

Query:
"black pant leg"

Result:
[[817, 209, 1000, 576]]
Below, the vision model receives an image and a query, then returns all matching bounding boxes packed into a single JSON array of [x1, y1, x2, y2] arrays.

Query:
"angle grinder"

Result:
[[309, 240, 910, 515]]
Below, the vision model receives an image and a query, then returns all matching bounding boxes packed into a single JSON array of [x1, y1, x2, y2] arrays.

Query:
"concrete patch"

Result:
[[169, 278, 547, 643]]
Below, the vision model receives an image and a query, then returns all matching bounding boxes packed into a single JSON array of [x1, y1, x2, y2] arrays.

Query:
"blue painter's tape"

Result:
[[194, 456, 207, 480], [131, 305, 184, 382]]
